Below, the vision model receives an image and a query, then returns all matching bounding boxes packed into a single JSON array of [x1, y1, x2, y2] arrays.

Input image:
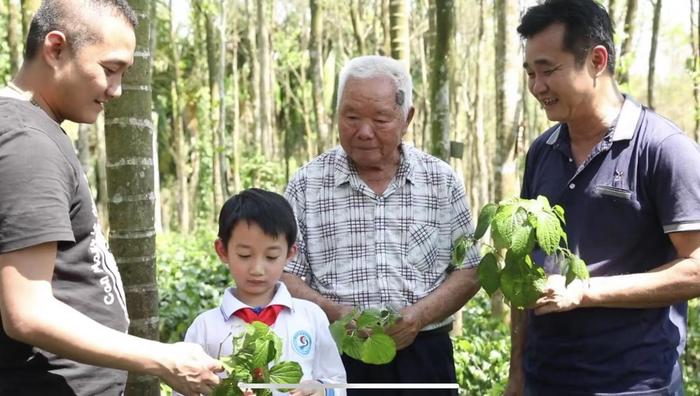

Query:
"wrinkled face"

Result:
[[524, 23, 595, 123], [215, 221, 296, 306], [337, 76, 412, 170], [52, 14, 135, 123]]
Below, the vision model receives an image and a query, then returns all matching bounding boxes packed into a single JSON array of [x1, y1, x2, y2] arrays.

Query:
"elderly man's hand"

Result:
[[386, 305, 423, 350], [329, 303, 355, 323], [533, 274, 588, 315]]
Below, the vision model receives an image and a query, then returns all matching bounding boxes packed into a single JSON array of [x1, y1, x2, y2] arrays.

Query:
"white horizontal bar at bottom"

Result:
[[238, 382, 459, 390]]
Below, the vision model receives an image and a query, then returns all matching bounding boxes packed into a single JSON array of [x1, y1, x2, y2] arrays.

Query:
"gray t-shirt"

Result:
[[0, 97, 129, 395]]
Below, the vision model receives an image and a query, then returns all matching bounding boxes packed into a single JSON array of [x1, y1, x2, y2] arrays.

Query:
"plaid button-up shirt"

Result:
[[284, 144, 480, 330]]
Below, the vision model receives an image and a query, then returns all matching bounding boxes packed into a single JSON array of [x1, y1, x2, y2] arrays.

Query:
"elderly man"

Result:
[[282, 55, 481, 395], [0, 1, 221, 395], [507, 1, 700, 395]]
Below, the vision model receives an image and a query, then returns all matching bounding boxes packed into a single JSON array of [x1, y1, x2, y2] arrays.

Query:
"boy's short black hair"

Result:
[[217, 188, 297, 249], [517, 0, 616, 75]]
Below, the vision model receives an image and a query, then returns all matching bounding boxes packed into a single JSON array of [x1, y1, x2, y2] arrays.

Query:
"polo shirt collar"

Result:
[[545, 95, 643, 146], [219, 282, 294, 320], [333, 143, 415, 188]]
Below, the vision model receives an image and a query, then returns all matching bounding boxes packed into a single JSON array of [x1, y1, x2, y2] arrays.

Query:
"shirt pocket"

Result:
[[406, 223, 438, 273]]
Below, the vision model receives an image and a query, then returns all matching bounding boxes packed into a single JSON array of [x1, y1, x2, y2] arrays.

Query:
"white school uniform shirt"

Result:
[[184, 282, 346, 396]]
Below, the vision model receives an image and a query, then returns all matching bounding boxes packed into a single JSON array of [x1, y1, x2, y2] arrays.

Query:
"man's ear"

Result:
[[402, 106, 415, 136], [214, 239, 228, 261], [590, 45, 609, 77], [42, 30, 69, 67], [286, 243, 298, 261]]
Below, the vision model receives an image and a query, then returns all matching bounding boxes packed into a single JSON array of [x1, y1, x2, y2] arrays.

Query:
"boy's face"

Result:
[[215, 221, 296, 307]]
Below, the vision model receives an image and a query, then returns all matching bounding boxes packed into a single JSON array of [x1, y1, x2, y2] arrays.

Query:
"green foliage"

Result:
[[456, 196, 589, 309], [239, 151, 288, 192], [157, 229, 231, 342], [453, 291, 509, 395], [329, 308, 400, 365], [214, 322, 303, 396]]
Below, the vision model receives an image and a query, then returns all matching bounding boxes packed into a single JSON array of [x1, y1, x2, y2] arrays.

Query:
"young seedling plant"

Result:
[[212, 321, 303, 396], [453, 195, 589, 309], [329, 308, 400, 365]]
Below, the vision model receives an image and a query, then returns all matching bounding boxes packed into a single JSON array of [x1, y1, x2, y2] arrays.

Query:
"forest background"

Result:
[[1, 0, 699, 394]]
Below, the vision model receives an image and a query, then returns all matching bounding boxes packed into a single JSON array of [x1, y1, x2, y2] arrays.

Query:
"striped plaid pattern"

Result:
[[284, 144, 479, 329]]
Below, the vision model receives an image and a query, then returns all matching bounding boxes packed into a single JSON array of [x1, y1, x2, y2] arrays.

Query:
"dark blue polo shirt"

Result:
[[521, 97, 700, 395]]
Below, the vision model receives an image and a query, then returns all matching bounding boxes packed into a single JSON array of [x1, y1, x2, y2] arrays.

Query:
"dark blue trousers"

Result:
[[341, 328, 458, 396]]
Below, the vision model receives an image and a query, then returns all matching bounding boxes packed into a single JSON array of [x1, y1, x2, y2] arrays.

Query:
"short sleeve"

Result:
[[650, 134, 700, 233], [0, 129, 76, 253], [284, 172, 311, 278]]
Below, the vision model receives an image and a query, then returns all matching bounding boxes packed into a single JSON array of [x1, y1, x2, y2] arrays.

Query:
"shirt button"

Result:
[[569, 158, 573, 162], [569, 183, 575, 189]]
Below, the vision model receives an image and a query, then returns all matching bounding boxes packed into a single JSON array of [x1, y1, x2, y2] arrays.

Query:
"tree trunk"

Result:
[[380, 0, 392, 56], [7, 0, 21, 75], [349, 0, 366, 54], [169, 0, 190, 233], [474, 0, 489, 214], [205, 10, 224, 215], [257, 0, 274, 158], [429, 0, 454, 161], [647, 0, 662, 109], [389, 0, 409, 69], [310, 0, 330, 155], [691, 0, 700, 140], [19, 0, 39, 40], [104, 0, 158, 393], [218, 0, 228, 197], [246, 0, 261, 153], [618, 0, 638, 86], [230, 10, 241, 192]]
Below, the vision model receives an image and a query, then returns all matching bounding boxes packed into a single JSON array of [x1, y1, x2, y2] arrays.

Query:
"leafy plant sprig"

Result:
[[329, 308, 400, 365], [212, 321, 304, 396], [452, 195, 589, 309]]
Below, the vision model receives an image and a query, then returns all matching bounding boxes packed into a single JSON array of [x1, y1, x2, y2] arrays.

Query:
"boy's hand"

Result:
[[289, 380, 325, 396]]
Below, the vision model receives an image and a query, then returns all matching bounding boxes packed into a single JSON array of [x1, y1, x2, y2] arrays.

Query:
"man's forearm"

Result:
[[410, 268, 480, 327]]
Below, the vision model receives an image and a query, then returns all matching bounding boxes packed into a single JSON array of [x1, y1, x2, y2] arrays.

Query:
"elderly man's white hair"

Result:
[[336, 55, 413, 118]]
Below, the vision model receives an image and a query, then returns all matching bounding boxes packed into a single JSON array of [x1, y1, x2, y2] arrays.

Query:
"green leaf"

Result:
[[329, 321, 348, 353], [474, 203, 498, 239], [342, 335, 363, 360], [500, 254, 546, 309], [211, 378, 243, 396], [269, 361, 303, 385], [356, 309, 382, 329], [491, 205, 527, 250], [477, 252, 500, 295], [510, 224, 535, 258], [565, 255, 589, 285], [553, 204, 566, 224], [534, 212, 562, 255], [451, 235, 468, 267], [360, 333, 397, 364]]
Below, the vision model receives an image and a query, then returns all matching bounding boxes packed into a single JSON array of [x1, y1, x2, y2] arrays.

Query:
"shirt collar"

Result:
[[333, 143, 415, 188], [546, 95, 643, 146], [219, 282, 294, 320]]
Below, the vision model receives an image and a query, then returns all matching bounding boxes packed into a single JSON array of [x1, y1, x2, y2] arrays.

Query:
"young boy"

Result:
[[184, 188, 346, 396]]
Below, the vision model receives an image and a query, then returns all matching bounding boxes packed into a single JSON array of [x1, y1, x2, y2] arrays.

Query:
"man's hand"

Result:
[[386, 305, 423, 350], [156, 342, 223, 396], [534, 275, 588, 315], [329, 303, 355, 323]]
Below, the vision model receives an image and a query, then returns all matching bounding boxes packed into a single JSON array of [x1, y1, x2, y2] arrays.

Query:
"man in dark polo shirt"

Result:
[[506, 1, 700, 395]]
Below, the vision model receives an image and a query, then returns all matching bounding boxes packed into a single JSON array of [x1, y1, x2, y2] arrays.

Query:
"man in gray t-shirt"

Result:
[[0, 1, 221, 395]]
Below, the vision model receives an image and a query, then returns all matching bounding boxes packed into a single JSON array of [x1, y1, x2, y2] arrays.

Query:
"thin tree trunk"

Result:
[[104, 0, 158, 393], [389, 0, 410, 69], [230, 11, 241, 193], [95, 116, 109, 230], [7, 0, 21, 75], [618, 0, 638, 85], [169, 0, 189, 233], [647, 0, 662, 109], [474, 0, 489, 212], [205, 11, 224, 214], [349, 0, 366, 54], [19, 0, 39, 41], [429, 0, 453, 161], [381, 0, 392, 56], [246, 0, 261, 153], [218, 0, 228, 197], [257, 0, 273, 159], [310, 0, 330, 155], [691, 0, 700, 140]]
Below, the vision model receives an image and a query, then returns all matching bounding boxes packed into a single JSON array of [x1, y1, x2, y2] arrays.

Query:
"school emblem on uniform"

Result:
[[292, 330, 312, 356]]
